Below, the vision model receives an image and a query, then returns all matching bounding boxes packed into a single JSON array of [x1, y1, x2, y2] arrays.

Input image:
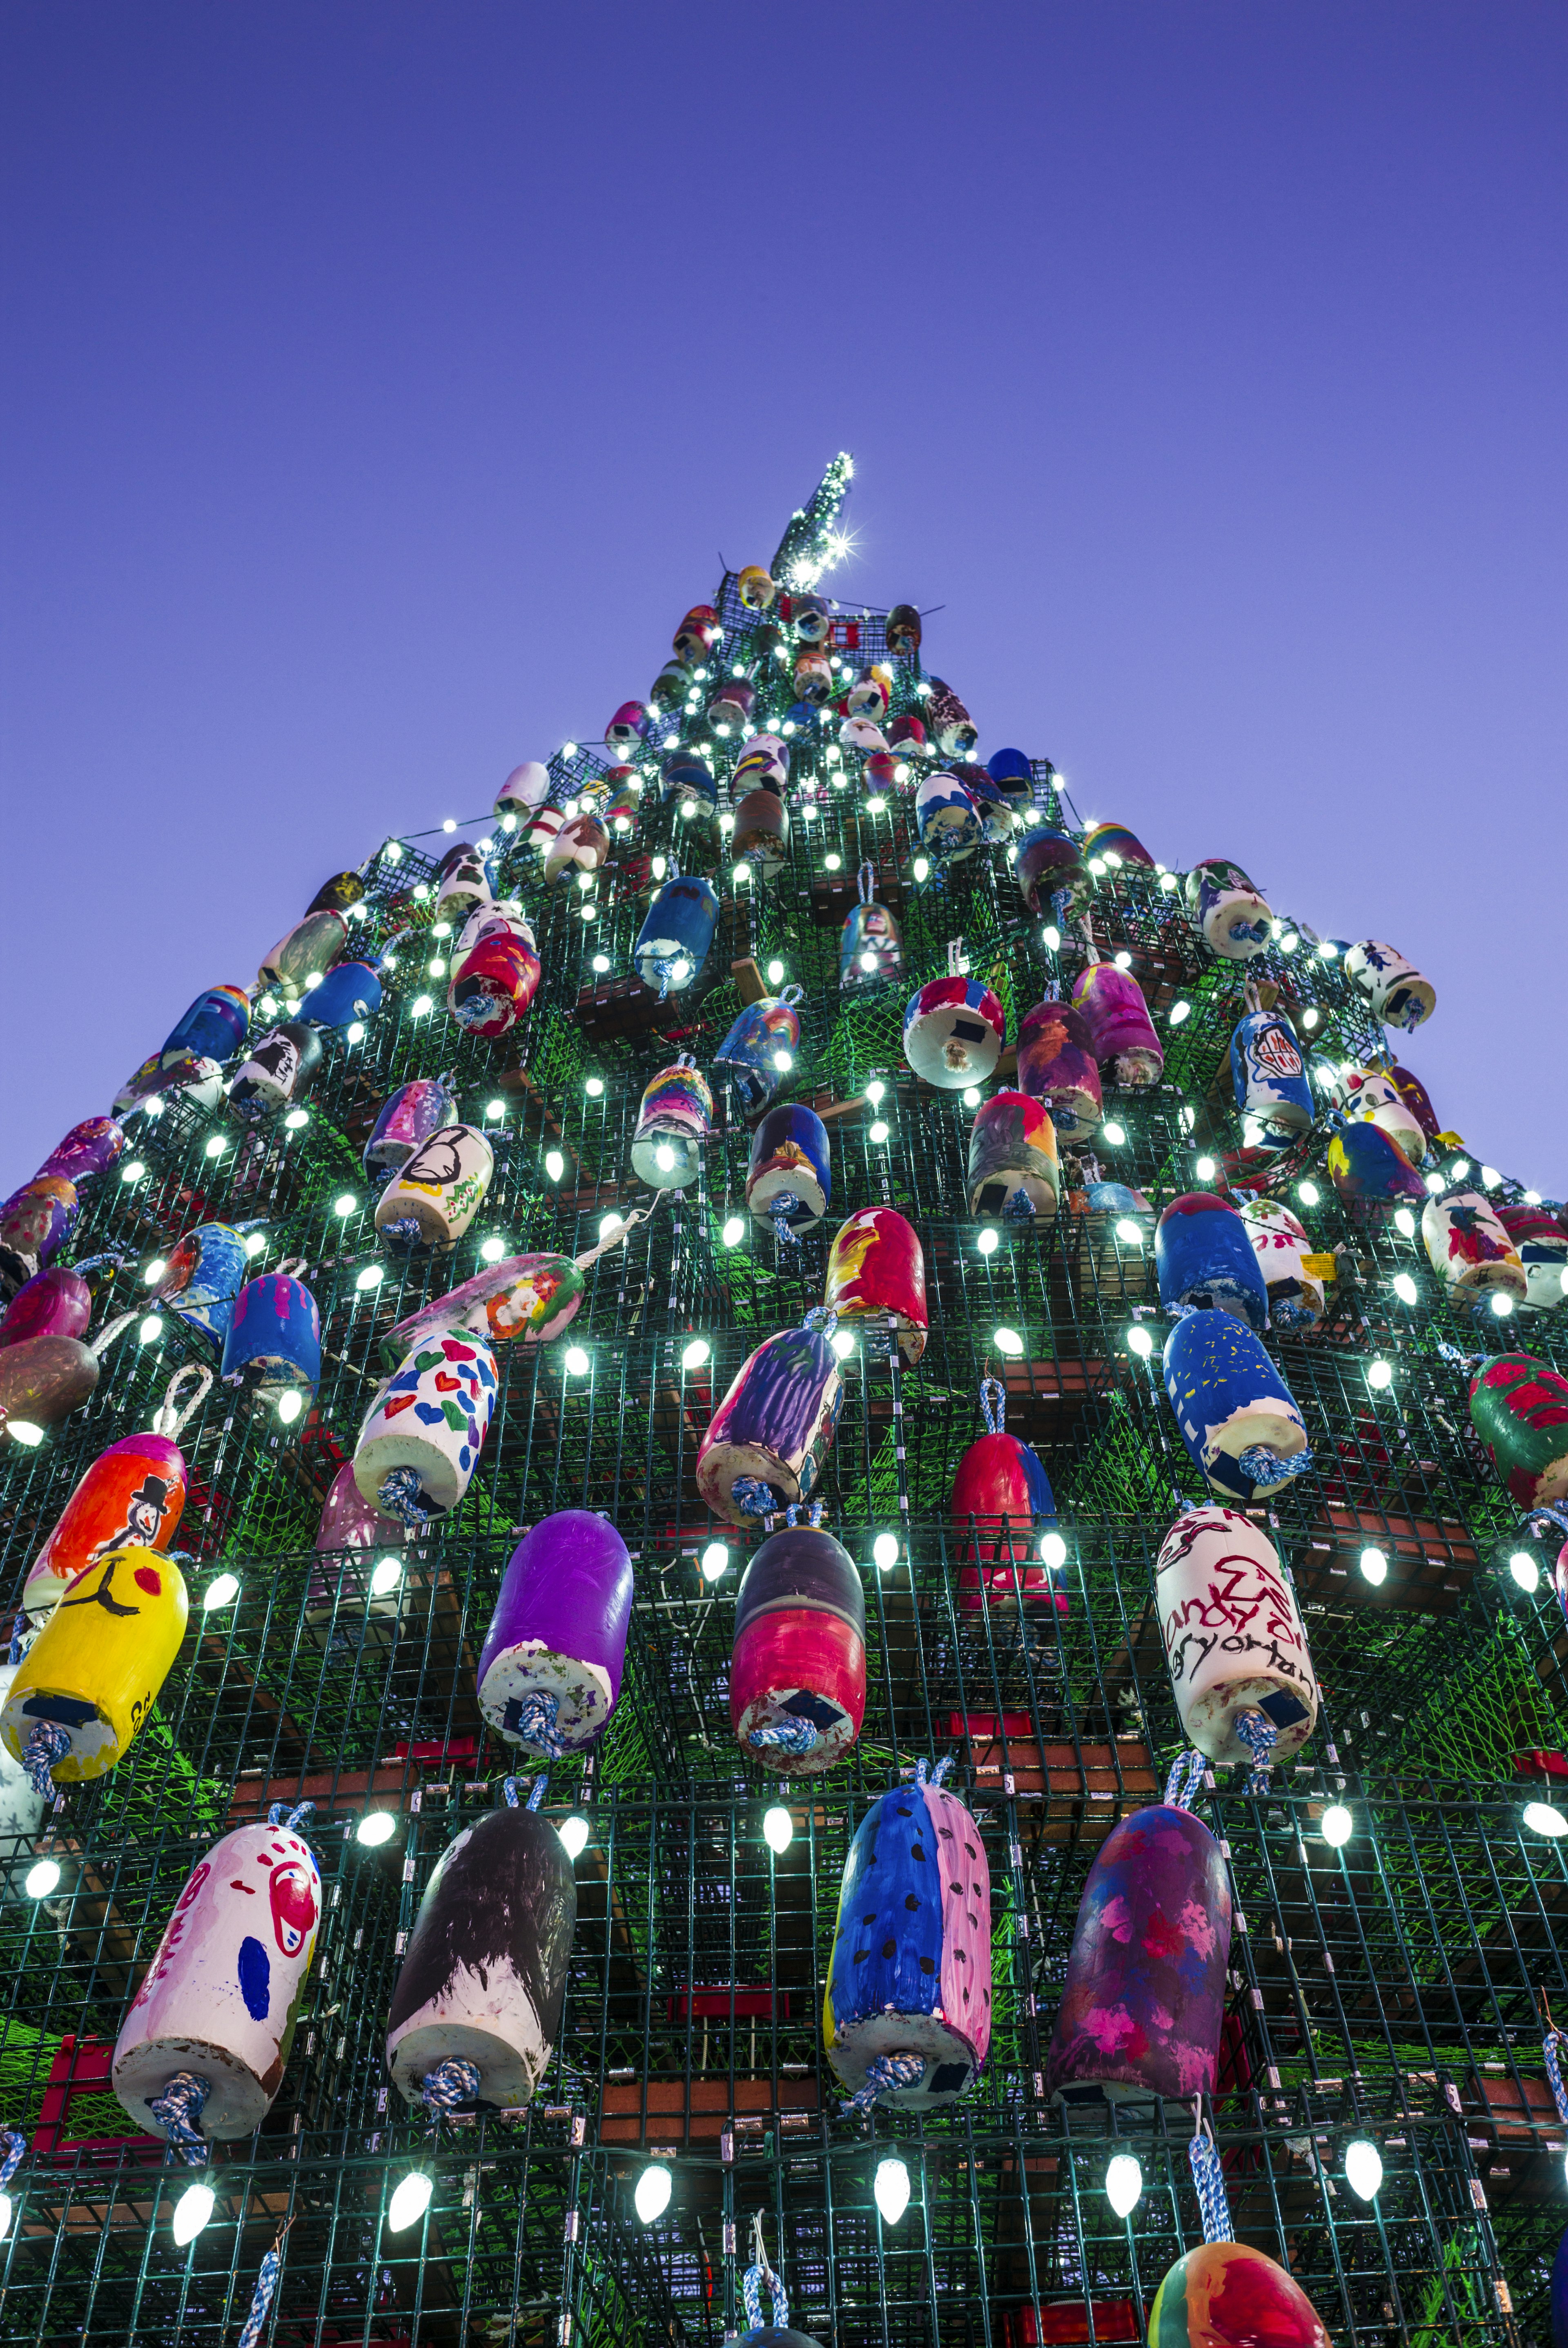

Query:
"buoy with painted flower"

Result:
[[1184, 859, 1272, 961], [823, 1757, 991, 2113], [1421, 1188, 1526, 1309], [113, 1807, 322, 2139], [1345, 939, 1435, 1034], [823, 1207, 927, 1364], [631, 1058, 712, 1191], [1162, 1309, 1312, 1503], [477, 1511, 634, 1760], [1154, 1506, 1319, 1767], [732, 1519, 865, 1777], [353, 1330, 499, 1527], [902, 972, 1005, 1090], [966, 1093, 1059, 1227], [696, 1312, 844, 1526], [1157, 1194, 1269, 1332], [1, 1547, 188, 1788]]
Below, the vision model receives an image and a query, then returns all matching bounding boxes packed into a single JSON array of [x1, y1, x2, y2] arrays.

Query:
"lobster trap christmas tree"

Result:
[[1, 454, 1567, 2344]]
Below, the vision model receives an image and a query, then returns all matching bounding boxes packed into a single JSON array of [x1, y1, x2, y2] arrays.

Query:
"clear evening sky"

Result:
[[1, 5, 1563, 1191]]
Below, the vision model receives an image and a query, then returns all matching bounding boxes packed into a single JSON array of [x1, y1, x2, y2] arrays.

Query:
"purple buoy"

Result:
[[1045, 1803, 1232, 2105], [477, 1511, 634, 1758]]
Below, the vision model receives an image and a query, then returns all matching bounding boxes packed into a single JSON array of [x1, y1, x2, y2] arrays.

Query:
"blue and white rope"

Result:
[[0, 2127, 25, 2193], [841, 2051, 925, 2116], [21, 1722, 71, 1800], [749, 1718, 819, 1757], [508, 1690, 564, 1759], [1233, 1707, 1278, 1795], [769, 1196, 802, 1251], [149, 2071, 211, 2166], [980, 1378, 1006, 1436], [268, 1800, 315, 1836], [236, 2235, 286, 2348], [420, 2058, 481, 2125], [1189, 2113, 1235, 2243], [376, 1465, 434, 1526], [1164, 1750, 1207, 1813], [732, 1477, 783, 1520], [742, 2257, 789, 2332], [914, 1755, 954, 1789], [501, 1775, 548, 1812], [1235, 1444, 1314, 1490], [1544, 2030, 1568, 2128]]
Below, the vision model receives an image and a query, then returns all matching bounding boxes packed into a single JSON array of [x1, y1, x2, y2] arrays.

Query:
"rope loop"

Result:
[[506, 1690, 564, 1759], [842, 2050, 925, 2116], [1544, 2029, 1568, 2128], [154, 1363, 214, 1439], [267, 1799, 316, 1837], [857, 859, 876, 905], [0, 2127, 25, 2194], [1233, 1706, 1278, 1794], [1235, 1443, 1315, 1490], [1188, 2100, 1234, 2243], [742, 2211, 790, 2332], [420, 2058, 481, 2127], [150, 2071, 211, 2167], [1164, 1750, 1207, 1813], [22, 1721, 71, 1799], [802, 1305, 839, 1338], [749, 1717, 819, 1757], [980, 1376, 1006, 1435]]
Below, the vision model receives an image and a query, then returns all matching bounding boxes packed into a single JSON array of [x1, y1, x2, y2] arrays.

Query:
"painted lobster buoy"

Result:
[[229, 1021, 321, 1121], [448, 901, 541, 1037], [0, 1177, 80, 1294], [1388, 1061, 1441, 1148], [1184, 859, 1272, 960], [112, 1813, 322, 2138], [606, 703, 651, 759], [839, 863, 903, 991], [823, 1208, 928, 1365], [162, 984, 250, 1065], [631, 1057, 713, 1191], [731, 1523, 864, 1775], [114, 1048, 223, 1119], [364, 1073, 458, 1177], [733, 733, 789, 795], [1163, 1310, 1311, 1503], [36, 1117, 127, 1187], [926, 678, 977, 756], [374, 1125, 494, 1252], [746, 1104, 832, 1234], [713, 990, 804, 1116], [824, 1759, 991, 2112], [434, 842, 495, 921], [958, 763, 1018, 844], [1345, 939, 1435, 1034], [496, 759, 551, 821], [1157, 1194, 1269, 1331], [602, 767, 643, 830], [902, 976, 1005, 1090], [1468, 1354, 1568, 1508], [696, 1317, 844, 1525], [885, 603, 922, 657], [158, 1222, 255, 1356], [0, 1267, 92, 1351], [24, 1366, 207, 1619], [527, 806, 563, 862], [1498, 1204, 1568, 1311], [298, 956, 382, 1030], [661, 749, 717, 811], [846, 664, 891, 720], [221, 1269, 321, 1406], [1239, 1198, 1326, 1330], [0, 1661, 47, 1855], [377, 1244, 609, 1368], [1082, 821, 1155, 870], [1073, 961, 1163, 1088], [733, 787, 789, 877], [1016, 999, 1102, 1138], [1046, 1799, 1232, 2104], [650, 658, 693, 712], [1231, 1007, 1313, 1136], [306, 870, 365, 915], [1421, 1188, 1526, 1308], [915, 770, 981, 863], [1148, 2243, 1331, 2348], [793, 648, 833, 706], [951, 1377, 1059, 1610], [674, 602, 722, 660], [0, 1331, 100, 1432], [258, 908, 347, 994], [985, 746, 1035, 813], [737, 564, 776, 610], [386, 1792, 575, 2115], [0, 1547, 188, 1787], [1155, 1507, 1319, 1766], [477, 1511, 634, 1757], [353, 1330, 499, 1525], [634, 871, 720, 996], [967, 1093, 1059, 1226], [710, 677, 754, 734], [1014, 827, 1087, 919], [886, 712, 927, 759], [314, 1458, 409, 1554], [1338, 1065, 1425, 1162], [1325, 1120, 1426, 1210]]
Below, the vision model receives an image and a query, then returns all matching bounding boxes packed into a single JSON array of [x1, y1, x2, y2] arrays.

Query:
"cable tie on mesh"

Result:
[[150, 2071, 211, 2167], [841, 2051, 925, 2116]]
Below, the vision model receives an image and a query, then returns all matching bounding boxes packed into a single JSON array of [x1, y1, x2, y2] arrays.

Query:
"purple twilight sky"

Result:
[[2, 4, 1564, 1194]]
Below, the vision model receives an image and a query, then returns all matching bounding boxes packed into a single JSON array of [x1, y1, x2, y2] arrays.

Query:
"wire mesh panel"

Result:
[[0, 458, 1563, 2344]]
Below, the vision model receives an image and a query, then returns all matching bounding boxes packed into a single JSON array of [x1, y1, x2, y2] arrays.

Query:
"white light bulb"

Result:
[[203, 1572, 240, 1611], [733, 863, 750, 887], [865, 1080, 885, 1105], [558, 1815, 590, 1860], [1105, 2153, 1143, 2217], [284, 1108, 308, 1130], [1113, 950, 1132, 971], [762, 1806, 793, 1855], [335, 1193, 356, 1217], [120, 1160, 146, 1184], [356, 1264, 383, 1290], [977, 1228, 999, 1256], [1367, 1360, 1393, 1390], [172, 2181, 216, 2246], [869, 1120, 889, 1143], [357, 1810, 397, 1846], [1319, 939, 1337, 959], [913, 856, 930, 882], [1115, 1219, 1141, 1245], [682, 1338, 710, 1370], [1451, 1157, 1471, 1180], [993, 1326, 1024, 1356], [545, 1151, 565, 1181], [1425, 1171, 1445, 1194], [1102, 1121, 1127, 1146], [144, 1258, 167, 1285], [1321, 1804, 1354, 1847], [1510, 1552, 1541, 1593], [1168, 1000, 1192, 1025], [592, 953, 610, 973], [1297, 1181, 1320, 1207], [0, 2190, 10, 2242], [1490, 1291, 1515, 1318], [773, 1050, 793, 1072], [276, 1390, 303, 1425], [480, 1236, 506, 1263], [1127, 1325, 1154, 1360], [1042, 924, 1060, 950], [370, 1556, 404, 1598], [831, 1331, 856, 1360], [634, 2164, 673, 2224], [139, 1315, 164, 1345], [873, 1532, 899, 1570], [1040, 1531, 1068, 1569], [1344, 2141, 1383, 2201], [244, 1232, 267, 1258], [767, 961, 784, 985], [1392, 1273, 1418, 1304], [655, 1145, 675, 1173], [874, 2156, 911, 2226], [411, 994, 432, 1017], [963, 1087, 981, 1109], [1394, 1209, 1417, 1238], [670, 959, 690, 982], [387, 2171, 433, 2232], [701, 1542, 730, 1582], [1360, 1545, 1388, 1585], [1194, 1154, 1216, 1180], [1301, 1007, 1319, 1029], [722, 1217, 745, 1248], [25, 1858, 61, 1899], [564, 1346, 590, 1376], [1524, 1802, 1568, 1837], [6, 1420, 44, 1447], [585, 1076, 604, 1097]]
